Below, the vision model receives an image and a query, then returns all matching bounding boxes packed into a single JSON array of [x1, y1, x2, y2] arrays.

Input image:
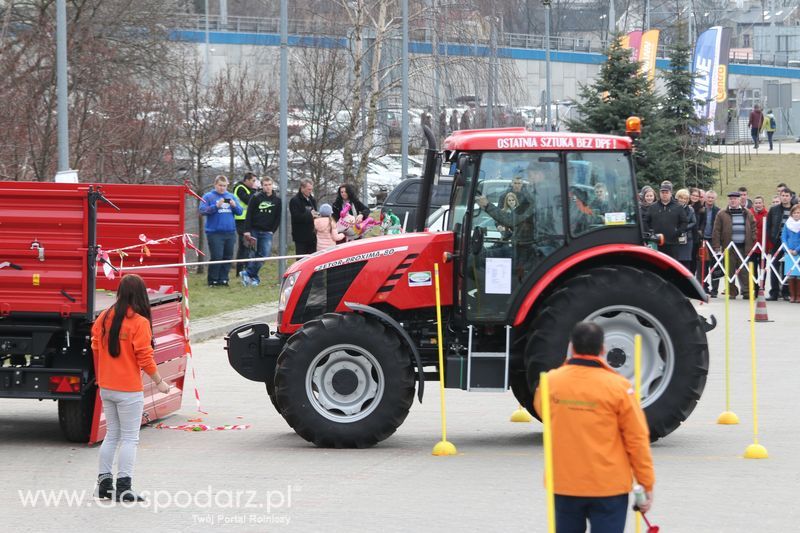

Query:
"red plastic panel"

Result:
[[0, 182, 186, 316], [0, 183, 89, 315], [94, 183, 186, 295]]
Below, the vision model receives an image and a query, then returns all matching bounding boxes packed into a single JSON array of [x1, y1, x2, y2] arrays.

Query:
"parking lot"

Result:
[[2, 298, 798, 532]]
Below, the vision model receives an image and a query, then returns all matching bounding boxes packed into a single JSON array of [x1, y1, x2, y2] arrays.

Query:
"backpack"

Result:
[[770, 116, 776, 130]]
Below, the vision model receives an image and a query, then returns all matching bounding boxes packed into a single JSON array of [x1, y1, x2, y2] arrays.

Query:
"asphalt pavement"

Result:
[[2, 297, 798, 532]]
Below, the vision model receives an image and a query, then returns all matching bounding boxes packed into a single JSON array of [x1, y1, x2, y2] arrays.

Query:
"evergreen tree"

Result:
[[660, 24, 719, 191], [566, 37, 682, 189]]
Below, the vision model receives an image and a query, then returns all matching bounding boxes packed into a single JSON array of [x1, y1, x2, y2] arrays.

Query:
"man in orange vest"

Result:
[[534, 322, 655, 533]]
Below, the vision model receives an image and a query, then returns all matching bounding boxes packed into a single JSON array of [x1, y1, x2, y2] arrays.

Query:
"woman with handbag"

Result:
[[91, 274, 170, 502]]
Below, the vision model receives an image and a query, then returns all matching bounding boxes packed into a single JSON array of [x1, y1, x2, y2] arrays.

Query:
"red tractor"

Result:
[[227, 127, 714, 448]]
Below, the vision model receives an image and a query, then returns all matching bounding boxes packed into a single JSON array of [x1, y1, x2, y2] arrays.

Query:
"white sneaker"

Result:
[[240, 271, 251, 287]]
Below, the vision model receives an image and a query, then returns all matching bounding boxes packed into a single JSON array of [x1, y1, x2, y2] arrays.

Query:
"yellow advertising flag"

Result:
[[716, 65, 728, 102], [639, 29, 660, 82]]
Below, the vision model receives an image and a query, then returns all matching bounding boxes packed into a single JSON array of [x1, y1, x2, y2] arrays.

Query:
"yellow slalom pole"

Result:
[[540, 371, 556, 533], [744, 270, 768, 459], [718, 248, 739, 424], [634, 335, 642, 533], [432, 263, 457, 456]]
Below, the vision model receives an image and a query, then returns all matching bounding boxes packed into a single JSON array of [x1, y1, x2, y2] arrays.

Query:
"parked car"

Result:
[[381, 177, 453, 230]]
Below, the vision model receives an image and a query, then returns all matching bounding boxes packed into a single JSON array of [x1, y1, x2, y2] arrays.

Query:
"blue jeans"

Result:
[[245, 231, 274, 282], [206, 231, 236, 285], [555, 494, 629, 533], [98, 388, 144, 478]]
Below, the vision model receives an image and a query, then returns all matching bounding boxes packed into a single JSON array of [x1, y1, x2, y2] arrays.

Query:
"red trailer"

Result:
[[0, 182, 189, 443]]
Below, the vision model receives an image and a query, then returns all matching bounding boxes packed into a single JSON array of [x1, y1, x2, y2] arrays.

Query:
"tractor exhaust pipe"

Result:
[[414, 125, 438, 232]]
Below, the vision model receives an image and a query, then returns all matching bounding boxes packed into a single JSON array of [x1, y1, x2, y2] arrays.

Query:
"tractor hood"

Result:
[[279, 231, 454, 334]]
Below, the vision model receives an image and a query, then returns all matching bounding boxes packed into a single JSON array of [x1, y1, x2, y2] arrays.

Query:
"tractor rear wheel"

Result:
[[274, 313, 415, 448], [510, 371, 536, 419], [522, 266, 709, 441]]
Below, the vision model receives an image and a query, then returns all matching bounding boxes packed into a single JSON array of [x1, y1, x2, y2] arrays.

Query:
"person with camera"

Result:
[[642, 181, 688, 261], [199, 175, 242, 287]]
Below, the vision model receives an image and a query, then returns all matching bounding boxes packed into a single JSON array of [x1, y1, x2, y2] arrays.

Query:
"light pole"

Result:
[[56, 0, 69, 173], [401, 0, 409, 181], [543, 0, 552, 132], [278, 0, 288, 278]]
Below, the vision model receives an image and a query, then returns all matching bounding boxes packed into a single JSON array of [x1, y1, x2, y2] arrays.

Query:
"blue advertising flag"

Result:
[[692, 27, 724, 135]]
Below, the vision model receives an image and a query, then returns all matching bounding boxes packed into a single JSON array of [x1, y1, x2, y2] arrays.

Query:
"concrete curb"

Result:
[[189, 304, 279, 344]]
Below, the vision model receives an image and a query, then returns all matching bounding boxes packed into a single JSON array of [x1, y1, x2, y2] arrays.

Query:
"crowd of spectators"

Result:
[[640, 181, 800, 301], [198, 174, 387, 288]]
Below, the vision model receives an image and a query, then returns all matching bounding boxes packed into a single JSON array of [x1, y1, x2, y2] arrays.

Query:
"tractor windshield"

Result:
[[565, 151, 638, 236]]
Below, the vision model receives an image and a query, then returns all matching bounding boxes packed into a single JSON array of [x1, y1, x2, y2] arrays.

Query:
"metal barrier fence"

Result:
[[702, 239, 800, 289]]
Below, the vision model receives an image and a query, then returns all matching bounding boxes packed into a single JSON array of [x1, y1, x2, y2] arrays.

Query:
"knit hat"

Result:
[[319, 203, 333, 217]]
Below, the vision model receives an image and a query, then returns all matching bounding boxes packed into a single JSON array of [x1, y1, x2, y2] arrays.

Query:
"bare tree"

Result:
[[0, 0, 181, 181], [289, 43, 349, 196]]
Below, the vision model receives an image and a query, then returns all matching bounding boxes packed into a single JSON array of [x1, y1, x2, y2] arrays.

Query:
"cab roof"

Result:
[[442, 128, 633, 152]]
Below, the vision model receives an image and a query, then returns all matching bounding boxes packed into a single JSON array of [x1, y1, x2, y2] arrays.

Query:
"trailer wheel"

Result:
[[58, 388, 95, 443], [274, 313, 415, 448], [523, 266, 709, 441]]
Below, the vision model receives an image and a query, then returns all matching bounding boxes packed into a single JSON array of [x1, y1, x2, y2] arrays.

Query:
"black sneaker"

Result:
[[766, 295, 779, 301]]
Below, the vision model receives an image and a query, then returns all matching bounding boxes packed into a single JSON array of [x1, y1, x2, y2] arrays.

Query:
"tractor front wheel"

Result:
[[274, 313, 415, 448], [523, 266, 709, 441]]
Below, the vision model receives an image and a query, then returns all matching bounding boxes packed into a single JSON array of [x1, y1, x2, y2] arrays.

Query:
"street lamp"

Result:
[[543, 0, 552, 132]]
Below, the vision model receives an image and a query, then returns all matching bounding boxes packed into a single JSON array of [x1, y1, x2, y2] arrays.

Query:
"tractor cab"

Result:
[[439, 129, 640, 325]]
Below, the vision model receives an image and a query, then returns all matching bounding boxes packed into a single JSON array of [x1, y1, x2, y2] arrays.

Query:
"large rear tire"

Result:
[[510, 371, 536, 419], [522, 266, 709, 441], [274, 313, 415, 448]]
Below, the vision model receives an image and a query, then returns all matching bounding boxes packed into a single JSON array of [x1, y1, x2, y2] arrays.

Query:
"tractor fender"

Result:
[[345, 302, 425, 402], [513, 244, 709, 327]]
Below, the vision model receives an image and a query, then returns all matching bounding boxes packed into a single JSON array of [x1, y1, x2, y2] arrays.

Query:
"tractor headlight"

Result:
[[278, 272, 300, 312]]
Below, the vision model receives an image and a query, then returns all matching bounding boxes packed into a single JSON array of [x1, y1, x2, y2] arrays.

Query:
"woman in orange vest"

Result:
[[91, 274, 170, 502]]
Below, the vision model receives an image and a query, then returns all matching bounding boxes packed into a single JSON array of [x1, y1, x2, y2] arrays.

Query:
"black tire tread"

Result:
[[58, 394, 94, 443]]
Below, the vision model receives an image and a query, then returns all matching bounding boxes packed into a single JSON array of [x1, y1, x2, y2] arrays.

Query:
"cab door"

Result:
[[454, 151, 566, 324]]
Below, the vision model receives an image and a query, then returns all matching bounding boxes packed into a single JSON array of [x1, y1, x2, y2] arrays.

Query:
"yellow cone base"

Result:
[[510, 406, 533, 423], [432, 440, 458, 456], [744, 443, 769, 459], [717, 411, 740, 425]]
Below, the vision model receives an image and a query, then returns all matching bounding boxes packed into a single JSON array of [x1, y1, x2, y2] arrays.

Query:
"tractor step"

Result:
[[466, 325, 510, 392]]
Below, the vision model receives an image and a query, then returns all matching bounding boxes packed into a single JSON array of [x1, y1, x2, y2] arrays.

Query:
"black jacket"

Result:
[[697, 204, 720, 240], [289, 191, 318, 243], [767, 203, 792, 245], [644, 199, 689, 245], [244, 192, 282, 233], [332, 197, 370, 222]]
